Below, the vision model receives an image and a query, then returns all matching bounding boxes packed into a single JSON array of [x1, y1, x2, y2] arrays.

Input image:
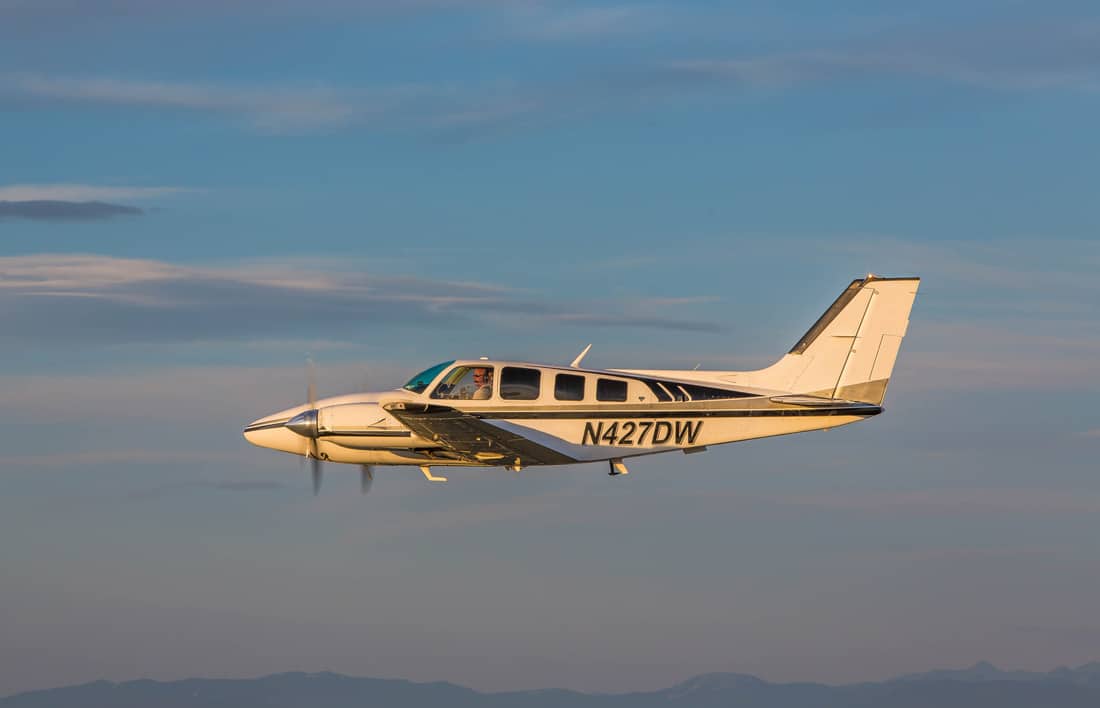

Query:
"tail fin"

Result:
[[752, 275, 920, 404]]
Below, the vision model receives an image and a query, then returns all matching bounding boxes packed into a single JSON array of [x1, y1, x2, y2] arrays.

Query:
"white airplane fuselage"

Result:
[[243, 369, 882, 468], [244, 276, 919, 475]]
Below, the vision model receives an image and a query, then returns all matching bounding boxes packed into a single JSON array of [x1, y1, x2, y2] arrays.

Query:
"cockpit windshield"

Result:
[[402, 360, 455, 394]]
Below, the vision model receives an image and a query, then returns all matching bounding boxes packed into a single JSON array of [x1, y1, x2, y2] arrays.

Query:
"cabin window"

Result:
[[501, 367, 541, 400], [641, 379, 672, 402], [596, 378, 628, 402], [677, 383, 754, 400], [431, 365, 495, 400], [555, 373, 585, 401]]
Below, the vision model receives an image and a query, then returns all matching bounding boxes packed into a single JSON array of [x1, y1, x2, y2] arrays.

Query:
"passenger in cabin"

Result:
[[471, 367, 493, 400]]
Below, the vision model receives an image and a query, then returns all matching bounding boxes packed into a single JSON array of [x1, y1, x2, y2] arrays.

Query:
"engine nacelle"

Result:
[[318, 402, 421, 450]]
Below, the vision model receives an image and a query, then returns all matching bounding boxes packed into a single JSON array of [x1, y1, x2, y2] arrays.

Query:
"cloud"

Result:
[[3, 11, 1100, 139], [0, 254, 717, 348], [1, 74, 528, 136], [655, 16, 1100, 94], [0, 0, 525, 28], [444, 16, 1100, 137], [0, 200, 141, 221], [542, 312, 719, 333], [6, 75, 364, 132], [530, 6, 647, 39], [658, 50, 1100, 93], [0, 185, 187, 221], [0, 184, 184, 201], [6, 20, 1095, 141], [498, 5, 656, 41], [0, 185, 184, 220]]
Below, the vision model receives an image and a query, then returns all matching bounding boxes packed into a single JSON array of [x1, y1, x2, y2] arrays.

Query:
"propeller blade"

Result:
[[360, 465, 374, 495], [311, 454, 323, 496], [306, 356, 317, 409]]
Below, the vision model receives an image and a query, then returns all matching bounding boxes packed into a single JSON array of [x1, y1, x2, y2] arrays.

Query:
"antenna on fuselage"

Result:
[[570, 344, 592, 368]]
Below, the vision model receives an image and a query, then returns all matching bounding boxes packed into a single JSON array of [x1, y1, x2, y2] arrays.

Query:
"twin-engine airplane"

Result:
[[244, 275, 919, 493]]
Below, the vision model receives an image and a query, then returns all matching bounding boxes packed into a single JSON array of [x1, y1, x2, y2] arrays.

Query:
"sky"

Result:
[[2, 0, 1100, 698]]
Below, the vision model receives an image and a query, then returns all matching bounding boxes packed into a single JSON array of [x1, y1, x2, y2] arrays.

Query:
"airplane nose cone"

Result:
[[243, 415, 309, 455]]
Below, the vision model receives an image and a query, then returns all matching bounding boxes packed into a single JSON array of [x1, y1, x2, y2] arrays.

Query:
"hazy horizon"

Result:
[[7, 658, 1100, 700]]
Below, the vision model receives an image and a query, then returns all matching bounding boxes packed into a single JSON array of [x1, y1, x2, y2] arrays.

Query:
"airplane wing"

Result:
[[382, 402, 578, 467]]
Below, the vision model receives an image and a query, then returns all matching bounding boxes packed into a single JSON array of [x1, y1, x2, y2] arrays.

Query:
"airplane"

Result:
[[244, 275, 919, 493]]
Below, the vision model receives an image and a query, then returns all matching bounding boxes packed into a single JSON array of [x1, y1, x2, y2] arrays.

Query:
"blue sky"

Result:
[[2, 0, 1099, 698]]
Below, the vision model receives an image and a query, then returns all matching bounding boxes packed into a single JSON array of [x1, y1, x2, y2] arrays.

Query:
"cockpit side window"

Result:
[[402, 360, 455, 394], [431, 366, 495, 400]]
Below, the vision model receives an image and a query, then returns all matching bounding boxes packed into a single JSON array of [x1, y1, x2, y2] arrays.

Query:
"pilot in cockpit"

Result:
[[471, 367, 493, 400]]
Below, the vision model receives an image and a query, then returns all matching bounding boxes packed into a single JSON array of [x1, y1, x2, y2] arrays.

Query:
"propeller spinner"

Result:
[[284, 359, 374, 496], [283, 358, 324, 495]]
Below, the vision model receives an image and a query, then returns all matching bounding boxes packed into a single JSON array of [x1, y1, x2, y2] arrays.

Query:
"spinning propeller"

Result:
[[284, 357, 374, 496]]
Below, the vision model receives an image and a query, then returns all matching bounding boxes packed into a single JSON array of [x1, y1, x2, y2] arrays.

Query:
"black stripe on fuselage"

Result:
[[243, 419, 291, 433], [319, 430, 412, 438], [243, 420, 413, 438], [472, 407, 881, 420]]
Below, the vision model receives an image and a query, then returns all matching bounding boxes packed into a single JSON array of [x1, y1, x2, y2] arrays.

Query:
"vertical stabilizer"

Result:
[[748, 276, 920, 404]]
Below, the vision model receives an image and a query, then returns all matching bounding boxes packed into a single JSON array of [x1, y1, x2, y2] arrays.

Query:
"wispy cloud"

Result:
[[651, 14, 1100, 93], [636, 295, 721, 308], [0, 0, 531, 28], [0, 200, 142, 221], [0, 184, 184, 201], [5, 15, 1098, 140], [498, 4, 656, 41], [658, 49, 1100, 93], [0, 254, 716, 347], [3, 10, 1099, 139], [0, 184, 187, 221], [6, 75, 366, 132], [541, 312, 719, 333], [2, 72, 535, 136], [438, 15, 1100, 138]]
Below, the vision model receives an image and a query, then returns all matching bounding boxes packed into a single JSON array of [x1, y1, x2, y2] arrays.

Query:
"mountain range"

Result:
[[5, 662, 1100, 708]]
